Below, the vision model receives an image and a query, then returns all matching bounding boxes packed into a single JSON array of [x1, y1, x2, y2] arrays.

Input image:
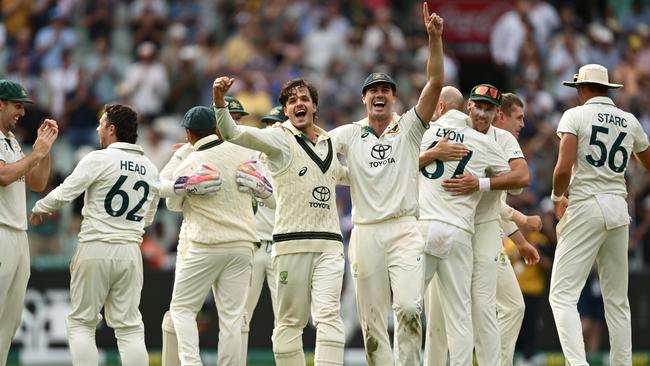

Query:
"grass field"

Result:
[[7, 349, 650, 366]]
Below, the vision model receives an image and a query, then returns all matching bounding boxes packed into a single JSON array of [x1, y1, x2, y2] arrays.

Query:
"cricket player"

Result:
[[29, 104, 218, 365], [165, 106, 267, 366], [240, 106, 286, 363], [328, 4, 444, 364], [549, 64, 650, 365], [418, 86, 513, 365], [215, 76, 348, 365], [492, 93, 541, 366], [159, 99, 270, 366], [438, 84, 531, 366], [0, 79, 57, 366]]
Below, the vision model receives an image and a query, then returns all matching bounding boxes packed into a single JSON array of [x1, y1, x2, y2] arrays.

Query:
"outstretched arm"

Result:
[[414, 2, 444, 127]]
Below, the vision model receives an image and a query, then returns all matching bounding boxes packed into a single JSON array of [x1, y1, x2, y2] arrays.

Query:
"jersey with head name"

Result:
[[33, 142, 160, 245], [331, 108, 426, 224], [0, 131, 27, 230], [557, 96, 649, 201], [419, 110, 511, 233], [475, 125, 525, 224]]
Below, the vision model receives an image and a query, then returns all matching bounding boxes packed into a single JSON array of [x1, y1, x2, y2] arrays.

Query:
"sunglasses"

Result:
[[473, 85, 501, 100]]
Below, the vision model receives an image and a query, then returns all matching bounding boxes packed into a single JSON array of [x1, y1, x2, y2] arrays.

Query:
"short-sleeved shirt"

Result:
[[331, 108, 426, 224], [557, 96, 650, 201], [475, 125, 525, 224], [33, 143, 160, 245], [419, 110, 511, 233], [0, 131, 27, 230]]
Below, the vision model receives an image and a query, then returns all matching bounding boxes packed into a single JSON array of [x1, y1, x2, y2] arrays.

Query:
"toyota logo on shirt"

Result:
[[371, 144, 392, 160], [369, 144, 396, 168], [312, 186, 331, 201]]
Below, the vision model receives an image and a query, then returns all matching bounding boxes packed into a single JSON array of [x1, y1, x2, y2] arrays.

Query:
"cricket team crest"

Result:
[[279, 270, 289, 284]]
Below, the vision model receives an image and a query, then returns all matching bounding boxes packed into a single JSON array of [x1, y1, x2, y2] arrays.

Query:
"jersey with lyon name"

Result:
[[33, 143, 160, 245], [0, 132, 28, 230], [557, 96, 649, 201], [419, 110, 511, 233], [331, 108, 426, 224], [475, 126, 525, 224]]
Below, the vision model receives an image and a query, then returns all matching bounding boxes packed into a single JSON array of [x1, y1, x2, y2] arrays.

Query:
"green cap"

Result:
[[261, 106, 286, 123], [225, 96, 249, 116], [0, 80, 33, 103], [469, 84, 502, 106], [362, 72, 397, 94], [181, 106, 216, 130]]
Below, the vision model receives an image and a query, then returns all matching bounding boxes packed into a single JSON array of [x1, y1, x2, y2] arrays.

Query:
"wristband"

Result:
[[478, 178, 491, 192], [550, 192, 563, 202]]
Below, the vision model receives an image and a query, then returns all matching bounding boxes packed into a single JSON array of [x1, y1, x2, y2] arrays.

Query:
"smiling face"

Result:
[[0, 100, 25, 135], [497, 104, 525, 138], [283, 85, 317, 131], [468, 100, 498, 134], [362, 82, 395, 123]]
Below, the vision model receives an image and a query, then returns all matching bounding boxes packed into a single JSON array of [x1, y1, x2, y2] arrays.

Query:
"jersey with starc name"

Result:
[[331, 108, 426, 224], [33, 143, 160, 245], [419, 110, 511, 233], [557, 96, 649, 201]]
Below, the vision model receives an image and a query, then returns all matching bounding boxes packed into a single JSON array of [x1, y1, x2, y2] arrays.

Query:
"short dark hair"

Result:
[[279, 79, 318, 107], [104, 104, 138, 143], [186, 128, 214, 140], [500, 93, 524, 116]]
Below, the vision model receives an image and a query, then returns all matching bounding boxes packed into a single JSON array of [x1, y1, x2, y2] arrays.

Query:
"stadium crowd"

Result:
[[2, 0, 650, 363]]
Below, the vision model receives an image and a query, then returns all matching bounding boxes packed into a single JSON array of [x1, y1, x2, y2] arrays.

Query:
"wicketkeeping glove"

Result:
[[237, 160, 273, 199], [174, 164, 222, 195]]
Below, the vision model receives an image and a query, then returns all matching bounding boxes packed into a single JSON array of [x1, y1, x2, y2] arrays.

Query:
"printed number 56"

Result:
[[104, 175, 150, 222], [586, 125, 628, 173]]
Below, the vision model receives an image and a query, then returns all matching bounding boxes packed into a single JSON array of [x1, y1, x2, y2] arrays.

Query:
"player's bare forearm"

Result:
[[415, 3, 444, 126], [0, 153, 43, 188], [509, 231, 540, 265], [492, 159, 530, 190], [26, 154, 51, 192], [634, 147, 650, 171], [552, 133, 577, 196], [419, 149, 437, 169]]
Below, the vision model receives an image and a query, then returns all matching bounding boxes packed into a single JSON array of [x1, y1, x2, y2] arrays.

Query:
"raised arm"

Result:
[[414, 2, 444, 127], [213, 76, 286, 157]]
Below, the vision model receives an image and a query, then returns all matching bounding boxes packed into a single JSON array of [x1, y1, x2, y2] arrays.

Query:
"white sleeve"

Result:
[[556, 109, 579, 138], [33, 154, 101, 214], [216, 107, 286, 157]]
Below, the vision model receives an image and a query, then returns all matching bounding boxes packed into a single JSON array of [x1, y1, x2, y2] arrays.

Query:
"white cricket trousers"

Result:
[[241, 241, 277, 364], [471, 220, 502, 366], [0, 227, 29, 366], [348, 217, 424, 366], [420, 221, 474, 366], [66, 242, 148, 366], [549, 197, 631, 366], [496, 251, 525, 366], [272, 251, 345, 366], [170, 244, 253, 366]]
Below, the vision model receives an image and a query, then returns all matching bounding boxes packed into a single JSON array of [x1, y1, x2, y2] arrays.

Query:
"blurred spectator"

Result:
[[506, 228, 553, 365], [587, 23, 620, 71], [548, 27, 590, 106], [620, 0, 650, 35], [362, 6, 406, 69], [45, 47, 78, 119], [83, 36, 127, 106], [233, 73, 273, 126], [118, 41, 169, 119], [165, 45, 201, 116], [83, 0, 114, 42], [34, 8, 76, 71], [2, 0, 32, 38], [491, 1, 534, 77], [222, 12, 263, 70], [6, 27, 39, 77], [131, 4, 168, 48], [168, 0, 201, 42], [63, 68, 99, 148]]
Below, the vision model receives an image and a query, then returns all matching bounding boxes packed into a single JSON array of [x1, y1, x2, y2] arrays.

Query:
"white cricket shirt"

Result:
[[0, 131, 27, 231], [330, 108, 426, 224], [557, 96, 649, 201], [419, 110, 511, 233]]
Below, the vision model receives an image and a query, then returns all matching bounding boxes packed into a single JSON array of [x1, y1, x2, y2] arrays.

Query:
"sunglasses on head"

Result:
[[473, 85, 501, 100]]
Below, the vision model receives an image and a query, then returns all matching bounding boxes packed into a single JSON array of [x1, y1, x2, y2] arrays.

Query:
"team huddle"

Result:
[[1, 4, 649, 366]]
